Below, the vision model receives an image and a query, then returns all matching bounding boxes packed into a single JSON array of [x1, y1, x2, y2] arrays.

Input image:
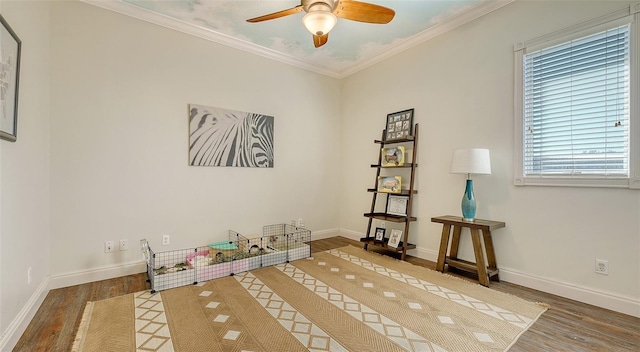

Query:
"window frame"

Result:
[[513, 4, 640, 189]]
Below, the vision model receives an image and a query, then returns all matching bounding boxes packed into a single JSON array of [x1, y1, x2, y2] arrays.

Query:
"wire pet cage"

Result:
[[141, 224, 311, 293]]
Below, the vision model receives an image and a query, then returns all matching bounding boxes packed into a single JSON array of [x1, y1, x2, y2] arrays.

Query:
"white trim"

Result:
[[310, 228, 341, 240], [410, 246, 439, 263], [81, 0, 341, 78], [341, 227, 639, 317], [338, 228, 364, 242], [338, 228, 439, 261], [49, 259, 147, 289], [338, 0, 515, 78], [3, 227, 635, 352], [0, 278, 50, 351], [514, 176, 635, 189], [513, 3, 639, 189], [499, 267, 640, 318], [48, 229, 337, 289], [81, 0, 514, 79], [630, 10, 640, 189], [516, 9, 632, 54]]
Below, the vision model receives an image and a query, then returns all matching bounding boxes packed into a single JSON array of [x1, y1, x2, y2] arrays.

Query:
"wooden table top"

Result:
[[431, 215, 505, 230]]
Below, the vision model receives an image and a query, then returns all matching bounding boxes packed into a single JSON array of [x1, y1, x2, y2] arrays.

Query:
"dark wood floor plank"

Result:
[[12, 237, 640, 352]]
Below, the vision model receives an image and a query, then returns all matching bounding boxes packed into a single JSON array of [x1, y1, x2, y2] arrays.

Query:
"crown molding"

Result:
[[337, 0, 515, 78], [82, 0, 514, 79], [82, 0, 342, 78]]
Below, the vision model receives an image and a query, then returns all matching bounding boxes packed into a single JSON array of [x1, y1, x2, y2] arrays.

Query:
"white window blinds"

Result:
[[522, 24, 631, 177]]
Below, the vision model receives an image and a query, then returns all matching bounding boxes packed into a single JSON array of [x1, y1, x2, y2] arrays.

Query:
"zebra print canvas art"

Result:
[[189, 104, 274, 167]]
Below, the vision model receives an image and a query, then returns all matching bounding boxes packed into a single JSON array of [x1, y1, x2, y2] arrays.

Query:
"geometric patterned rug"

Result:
[[72, 246, 547, 352]]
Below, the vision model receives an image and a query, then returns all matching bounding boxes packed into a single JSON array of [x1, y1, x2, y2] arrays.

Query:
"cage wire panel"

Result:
[[142, 224, 311, 293], [230, 230, 263, 274], [262, 224, 290, 266], [147, 246, 196, 293], [194, 242, 233, 282], [287, 227, 312, 262]]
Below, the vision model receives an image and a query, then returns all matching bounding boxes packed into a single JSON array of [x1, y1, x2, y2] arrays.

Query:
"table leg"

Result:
[[449, 225, 462, 259], [482, 230, 499, 282], [470, 228, 490, 286], [436, 224, 452, 272]]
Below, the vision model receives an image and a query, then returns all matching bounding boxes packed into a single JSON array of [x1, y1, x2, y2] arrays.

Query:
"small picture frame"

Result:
[[386, 195, 408, 216], [388, 229, 402, 248], [381, 146, 405, 167], [0, 15, 21, 142], [374, 227, 386, 241], [385, 109, 414, 141], [377, 176, 401, 193]]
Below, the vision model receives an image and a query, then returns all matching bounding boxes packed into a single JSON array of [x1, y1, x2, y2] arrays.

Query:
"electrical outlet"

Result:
[[162, 235, 170, 246], [27, 267, 32, 285], [297, 218, 304, 228], [595, 259, 609, 275], [380, 221, 386, 229], [105, 241, 114, 253], [120, 239, 129, 251]]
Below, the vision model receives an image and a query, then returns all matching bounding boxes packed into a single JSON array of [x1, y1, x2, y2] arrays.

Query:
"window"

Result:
[[514, 5, 639, 189]]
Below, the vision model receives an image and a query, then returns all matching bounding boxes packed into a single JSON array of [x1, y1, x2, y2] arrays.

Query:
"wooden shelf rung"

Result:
[[445, 257, 500, 277], [360, 237, 416, 251]]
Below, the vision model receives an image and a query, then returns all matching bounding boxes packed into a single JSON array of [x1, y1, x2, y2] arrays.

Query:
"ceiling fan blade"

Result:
[[334, 0, 395, 24], [313, 33, 329, 48], [246, 5, 304, 23]]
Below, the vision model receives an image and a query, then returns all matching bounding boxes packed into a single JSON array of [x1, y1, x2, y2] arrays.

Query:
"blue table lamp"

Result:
[[450, 149, 491, 222]]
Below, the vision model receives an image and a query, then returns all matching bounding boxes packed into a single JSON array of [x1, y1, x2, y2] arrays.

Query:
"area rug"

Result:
[[72, 246, 547, 352]]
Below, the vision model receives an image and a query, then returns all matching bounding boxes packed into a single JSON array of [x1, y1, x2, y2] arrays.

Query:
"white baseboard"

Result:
[[23, 228, 638, 333], [50, 260, 147, 289], [499, 267, 640, 318], [0, 278, 50, 351], [311, 228, 341, 240], [337, 228, 362, 242], [337, 228, 639, 318], [338, 228, 440, 261], [48, 228, 339, 290]]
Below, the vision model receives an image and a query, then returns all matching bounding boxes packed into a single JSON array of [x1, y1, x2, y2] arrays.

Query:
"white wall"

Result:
[[48, 2, 341, 279], [0, 0, 51, 348], [340, 0, 640, 316], [2, 1, 639, 348]]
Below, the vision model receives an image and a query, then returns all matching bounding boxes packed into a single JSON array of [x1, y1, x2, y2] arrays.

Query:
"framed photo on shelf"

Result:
[[381, 146, 405, 167], [386, 195, 408, 216], [374, 227, 386, 241], [0, 15, 21, 142], [377, 176, 401, 193], [388, 229, 402, 248], [385, 108, 414, 141]]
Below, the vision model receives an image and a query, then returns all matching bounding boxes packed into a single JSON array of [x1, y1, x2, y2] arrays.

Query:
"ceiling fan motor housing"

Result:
[[302, 0, 339, 13]]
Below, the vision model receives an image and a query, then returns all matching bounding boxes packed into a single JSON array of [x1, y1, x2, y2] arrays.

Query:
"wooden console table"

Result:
[[432, 215, 505, 287]]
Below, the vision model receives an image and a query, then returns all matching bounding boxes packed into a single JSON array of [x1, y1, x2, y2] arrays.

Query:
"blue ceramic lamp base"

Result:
[[461, 179, 476, 222]]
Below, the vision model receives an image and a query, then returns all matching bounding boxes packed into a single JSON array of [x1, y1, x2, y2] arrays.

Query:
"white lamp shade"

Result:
[[302, 4, 337, 36], [450, 148, 492, 175]]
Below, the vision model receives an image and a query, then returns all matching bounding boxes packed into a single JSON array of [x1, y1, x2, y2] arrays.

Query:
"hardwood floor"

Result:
[[14, 236, 640, 351]]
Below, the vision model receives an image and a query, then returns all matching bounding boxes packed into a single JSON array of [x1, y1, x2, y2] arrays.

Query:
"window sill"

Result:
[[514, 176, 640, 189]]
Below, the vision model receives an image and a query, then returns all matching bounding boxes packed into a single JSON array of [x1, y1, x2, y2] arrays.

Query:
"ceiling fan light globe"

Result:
[[302, 11, 337, 36]]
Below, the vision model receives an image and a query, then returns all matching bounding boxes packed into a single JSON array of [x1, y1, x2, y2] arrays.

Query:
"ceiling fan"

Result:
[[246, 0, 395, 48]]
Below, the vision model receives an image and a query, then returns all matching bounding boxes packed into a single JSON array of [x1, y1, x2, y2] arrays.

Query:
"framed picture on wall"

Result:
[[388, 229, 402, 248], [377, 176, 401, 193], [381, 146, 405, 167], [0, 15, 21, 142], [386, 195, 408, 216], [385, 108, 414, 141]]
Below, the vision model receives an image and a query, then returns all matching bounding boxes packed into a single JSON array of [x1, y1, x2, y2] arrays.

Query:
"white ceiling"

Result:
[[85, 0, 513, 78]]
